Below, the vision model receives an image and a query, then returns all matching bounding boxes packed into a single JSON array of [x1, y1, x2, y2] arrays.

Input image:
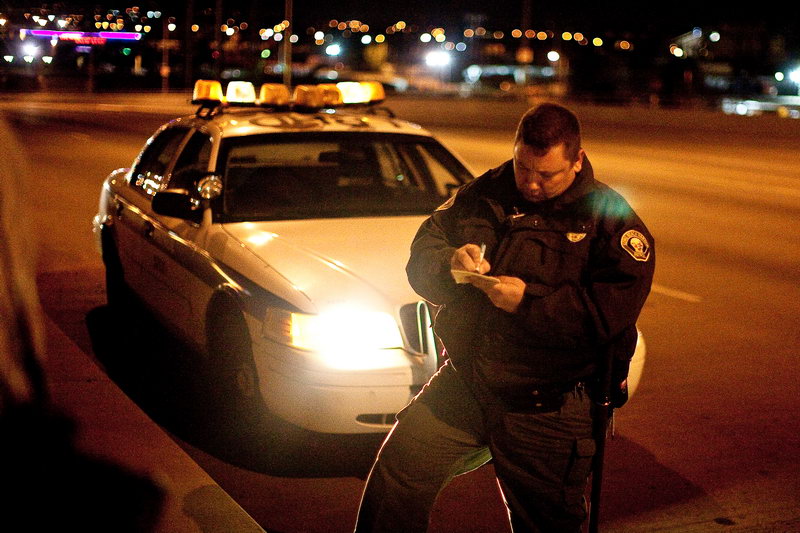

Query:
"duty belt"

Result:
[[497, 380, 587, 413]]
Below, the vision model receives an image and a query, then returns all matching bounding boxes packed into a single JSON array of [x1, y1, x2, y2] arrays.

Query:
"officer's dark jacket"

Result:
[[406, 156, 654, 395]]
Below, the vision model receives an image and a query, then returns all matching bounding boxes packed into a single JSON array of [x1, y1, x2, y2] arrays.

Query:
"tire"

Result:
[[205, 301, 265, 422]]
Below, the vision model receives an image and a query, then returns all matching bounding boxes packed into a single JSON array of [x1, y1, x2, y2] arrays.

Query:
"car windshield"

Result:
[[218, 132, 472, 221]]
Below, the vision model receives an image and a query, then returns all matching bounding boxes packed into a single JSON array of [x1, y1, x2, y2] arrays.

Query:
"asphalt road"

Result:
[[3, 92, 799, 532]]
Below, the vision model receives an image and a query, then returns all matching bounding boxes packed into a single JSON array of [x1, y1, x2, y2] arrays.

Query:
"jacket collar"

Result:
[[487, 154, 597, 213], [555, 155, 596, 208]]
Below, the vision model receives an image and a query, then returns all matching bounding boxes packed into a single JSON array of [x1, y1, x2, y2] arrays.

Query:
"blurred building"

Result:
[[0, 4, 798, 108]]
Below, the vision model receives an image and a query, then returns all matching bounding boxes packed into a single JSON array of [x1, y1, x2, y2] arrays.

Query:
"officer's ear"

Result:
[[572, 148, 585, 173]]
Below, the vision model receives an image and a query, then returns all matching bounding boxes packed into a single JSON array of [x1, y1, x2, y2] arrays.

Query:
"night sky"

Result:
[[211, 1, 796, 34], [49, 1, 798, 37], [8, 1, 799, 53]]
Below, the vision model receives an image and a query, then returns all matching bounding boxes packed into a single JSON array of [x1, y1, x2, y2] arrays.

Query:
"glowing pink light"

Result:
[[28, 29, 142, 41], [98, 32, 142, 40], [29, 30, 66, 37]]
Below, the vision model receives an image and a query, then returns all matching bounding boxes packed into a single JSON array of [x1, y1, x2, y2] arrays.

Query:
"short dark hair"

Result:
[[514, 103, 582, 162]]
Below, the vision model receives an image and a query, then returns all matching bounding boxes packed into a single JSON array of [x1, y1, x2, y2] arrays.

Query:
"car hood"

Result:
[[222, 216, 428, 312]]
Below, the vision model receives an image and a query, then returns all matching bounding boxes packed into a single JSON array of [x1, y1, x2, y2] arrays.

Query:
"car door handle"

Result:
[[143, 221, 155, 239]]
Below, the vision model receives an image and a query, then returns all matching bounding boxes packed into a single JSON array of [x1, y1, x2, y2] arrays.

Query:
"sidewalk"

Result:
[[42, 310, 265, 532]]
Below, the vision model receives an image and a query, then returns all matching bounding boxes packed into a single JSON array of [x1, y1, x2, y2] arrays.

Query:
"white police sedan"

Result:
[[93, 80, 645, 435]]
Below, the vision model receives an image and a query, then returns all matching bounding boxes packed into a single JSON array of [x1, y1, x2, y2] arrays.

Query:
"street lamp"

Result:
[[283, 0, 293, 88], [425, 50, 451, 67], [160, 18, 171, 92], [425, 51, 452, 88], [22, 43, 40, 57], [22, 43, 40, 63], [789, 69, 800, 95]]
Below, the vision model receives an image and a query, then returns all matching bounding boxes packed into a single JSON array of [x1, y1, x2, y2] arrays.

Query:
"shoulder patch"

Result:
[[620, 229, 651, 262], [566, 232, 587, 243]]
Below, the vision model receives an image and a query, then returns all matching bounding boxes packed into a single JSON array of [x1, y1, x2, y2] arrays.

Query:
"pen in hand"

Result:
[[475, 243, 486, 273]]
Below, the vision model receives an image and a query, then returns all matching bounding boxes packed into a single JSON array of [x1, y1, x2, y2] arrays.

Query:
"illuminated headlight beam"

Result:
[[264, 304, 405, 370]]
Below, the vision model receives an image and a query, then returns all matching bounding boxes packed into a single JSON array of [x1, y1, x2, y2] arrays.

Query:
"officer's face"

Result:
[[513, 142, 584, 202]]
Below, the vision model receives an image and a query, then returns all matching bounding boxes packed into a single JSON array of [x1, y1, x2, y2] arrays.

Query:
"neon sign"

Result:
[[28, 30, 142, 41]]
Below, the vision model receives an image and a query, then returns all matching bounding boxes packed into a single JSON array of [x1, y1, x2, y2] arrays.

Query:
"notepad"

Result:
[[451, 269, 500, 291]]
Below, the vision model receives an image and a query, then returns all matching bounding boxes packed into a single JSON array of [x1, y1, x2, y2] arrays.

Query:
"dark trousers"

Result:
[[354, 362, 596, 533]]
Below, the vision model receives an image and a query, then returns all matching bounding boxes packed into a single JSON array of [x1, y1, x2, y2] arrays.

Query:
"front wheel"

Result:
[[205, 306, 265, 424]]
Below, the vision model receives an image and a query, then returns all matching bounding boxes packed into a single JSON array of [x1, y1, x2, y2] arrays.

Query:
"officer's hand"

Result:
[[481, 276, 525, 313], [451, 244, 491, 274], [613, 379, 629, 408]]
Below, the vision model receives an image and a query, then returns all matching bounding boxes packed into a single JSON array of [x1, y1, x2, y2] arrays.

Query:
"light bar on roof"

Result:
[[292, 81, 386, 109], [192, 79, 224, 104], [259, 83, 290, 106], [226, 81, 257, 105], [336, 81, 385, 104], [190, 79, 387, 113], [292, 85, 324, 109], [316, 84, 344, 107]]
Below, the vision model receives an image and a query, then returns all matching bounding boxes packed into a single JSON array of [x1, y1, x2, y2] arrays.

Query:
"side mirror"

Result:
[[152, 190, 203, 224]]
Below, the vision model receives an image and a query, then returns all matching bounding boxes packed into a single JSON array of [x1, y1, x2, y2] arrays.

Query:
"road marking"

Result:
[[652, 283, 702, 303]]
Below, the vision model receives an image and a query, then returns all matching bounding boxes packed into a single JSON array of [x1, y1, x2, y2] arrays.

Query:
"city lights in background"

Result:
[[425, 50, 451, 67], [20, 11, 620, 46], [788, 68, 800, 95], [0, 6, 649, 60], [22, 43, 40, 56], [0, 3, 763, 99]]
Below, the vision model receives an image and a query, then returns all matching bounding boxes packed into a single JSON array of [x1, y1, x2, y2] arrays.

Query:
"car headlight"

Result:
[[263, 304, 405, 370]]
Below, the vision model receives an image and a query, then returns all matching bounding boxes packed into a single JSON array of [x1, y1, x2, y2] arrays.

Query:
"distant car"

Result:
[[93, 80, 645, 435]]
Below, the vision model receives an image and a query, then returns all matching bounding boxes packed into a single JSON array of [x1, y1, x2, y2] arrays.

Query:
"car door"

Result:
[[148, 129, 216, 343], [115, 126, 193, 321]]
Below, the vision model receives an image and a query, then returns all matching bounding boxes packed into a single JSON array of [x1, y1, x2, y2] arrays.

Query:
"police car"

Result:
[[93, 80, 645, 434]]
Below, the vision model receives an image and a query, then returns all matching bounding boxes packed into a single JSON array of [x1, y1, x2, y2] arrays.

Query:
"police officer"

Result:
[[354, 103, 654, 532]]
